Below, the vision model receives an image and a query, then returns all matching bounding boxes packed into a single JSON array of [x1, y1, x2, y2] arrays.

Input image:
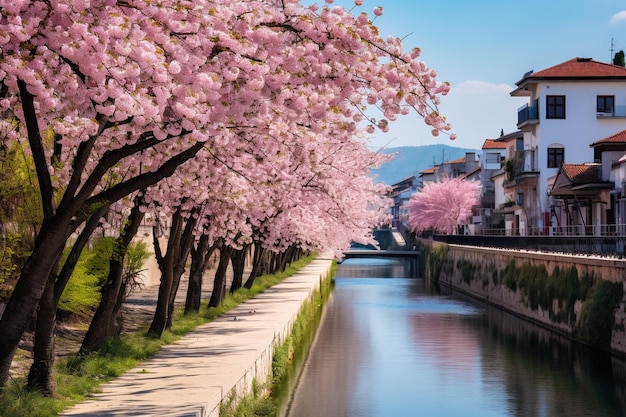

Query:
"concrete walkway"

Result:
[[62, 255, 334, 417]]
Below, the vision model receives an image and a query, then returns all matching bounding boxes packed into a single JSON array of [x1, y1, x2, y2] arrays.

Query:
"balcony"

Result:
[[517, 101, 539, 128], [507, 149, 538, 175], [596, 105, 626, 118], [503, 149, 539, 188]]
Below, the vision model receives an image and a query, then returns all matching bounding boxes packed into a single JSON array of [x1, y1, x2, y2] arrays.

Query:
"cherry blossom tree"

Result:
[[0, 0, 454, 389], [407, 177, 481, 235]]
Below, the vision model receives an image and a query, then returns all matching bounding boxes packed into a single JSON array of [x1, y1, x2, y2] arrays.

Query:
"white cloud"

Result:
[[451, 80, 515, 97], [610, 11, 626, 24]]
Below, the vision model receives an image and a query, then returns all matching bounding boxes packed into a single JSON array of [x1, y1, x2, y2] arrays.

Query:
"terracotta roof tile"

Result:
[[590, 129, 626, 146], [482, 139, 507, 149], [443, 156, 465, 165], [562, 164, 601, 184], [419, 166, 439, 175], [517, 57, 626, 85]]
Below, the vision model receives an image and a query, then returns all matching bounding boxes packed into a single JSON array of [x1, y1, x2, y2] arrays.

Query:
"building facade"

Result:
[[396, 57, 626, 237], [509, 57, 626, 235]]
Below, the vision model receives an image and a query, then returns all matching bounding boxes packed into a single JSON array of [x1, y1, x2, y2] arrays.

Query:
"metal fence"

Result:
[[433, 234, 626, 258]]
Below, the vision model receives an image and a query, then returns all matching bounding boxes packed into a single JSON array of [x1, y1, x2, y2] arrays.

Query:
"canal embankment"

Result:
[[420, 240, 626, 356], [61, 253, 334, 417]]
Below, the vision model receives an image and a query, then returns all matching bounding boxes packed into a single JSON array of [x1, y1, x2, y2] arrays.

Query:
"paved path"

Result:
[[61, 255, 333, 417]]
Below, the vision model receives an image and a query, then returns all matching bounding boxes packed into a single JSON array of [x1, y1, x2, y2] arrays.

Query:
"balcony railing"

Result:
[[479, 224, 624, 237], [514, 149, 537, 173], [517, 102, 539, 126], [596, 105, 626, 118], [504, 149, 539, 185], [433, 233, 626, 258]]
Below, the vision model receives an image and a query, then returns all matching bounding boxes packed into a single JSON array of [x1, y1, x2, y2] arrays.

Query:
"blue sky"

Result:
[[328, 0, 626, 150]]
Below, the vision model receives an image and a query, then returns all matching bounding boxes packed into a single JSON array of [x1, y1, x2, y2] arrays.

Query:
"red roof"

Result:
[[562, 164, 601, 184], [590, 129, 626, 146], [419, 166, 439, 175], [444, 156, 465, 165], [482, 139, 507, 149], [551, 163, 612, 196], [517, 57, 626, 85]]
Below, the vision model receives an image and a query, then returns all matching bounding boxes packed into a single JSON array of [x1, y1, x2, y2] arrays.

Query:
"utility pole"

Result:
[[611, 37, 615, 62]]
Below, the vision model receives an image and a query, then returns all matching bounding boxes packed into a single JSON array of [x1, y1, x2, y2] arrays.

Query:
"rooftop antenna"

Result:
[[611, 37, 615, 62]]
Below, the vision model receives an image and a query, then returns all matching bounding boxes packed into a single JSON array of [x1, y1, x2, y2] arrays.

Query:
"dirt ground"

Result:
[[8, 265, 223, 381], [9, 292, 158, 380]]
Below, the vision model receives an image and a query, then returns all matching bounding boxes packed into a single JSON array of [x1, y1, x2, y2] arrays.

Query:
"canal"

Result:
[[283, 257, 626, 417]]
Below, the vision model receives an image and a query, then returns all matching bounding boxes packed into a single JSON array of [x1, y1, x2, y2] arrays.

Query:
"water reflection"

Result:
[[284, 258, 626, 417], [336, 257, 413, 279]]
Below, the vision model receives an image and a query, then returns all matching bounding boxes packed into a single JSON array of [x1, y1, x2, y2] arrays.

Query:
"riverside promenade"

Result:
[[62, 254, 334, 417]]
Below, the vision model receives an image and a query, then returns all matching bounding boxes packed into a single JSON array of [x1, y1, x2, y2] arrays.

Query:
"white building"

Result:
[[480, 132, 521, 233], [509, 57, 626, 235]]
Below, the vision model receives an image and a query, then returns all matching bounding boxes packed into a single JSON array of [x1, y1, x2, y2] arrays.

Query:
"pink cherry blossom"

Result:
[[408, 177, 481, 235], [0, 0, 456, 387]]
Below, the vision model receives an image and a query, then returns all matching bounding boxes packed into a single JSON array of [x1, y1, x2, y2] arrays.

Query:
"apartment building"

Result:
[[507, 57, 626, 235]]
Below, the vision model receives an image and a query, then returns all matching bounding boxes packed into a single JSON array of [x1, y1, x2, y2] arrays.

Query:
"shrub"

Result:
[[57, 238, 150, 318], [580, 280, 624, 348]]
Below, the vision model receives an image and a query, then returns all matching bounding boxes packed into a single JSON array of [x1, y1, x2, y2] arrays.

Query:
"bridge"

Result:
[[339, 250, 420, 263]]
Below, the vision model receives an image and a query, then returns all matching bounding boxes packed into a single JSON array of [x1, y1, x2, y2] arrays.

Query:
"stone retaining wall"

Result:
[[422, 242, 626, 356]]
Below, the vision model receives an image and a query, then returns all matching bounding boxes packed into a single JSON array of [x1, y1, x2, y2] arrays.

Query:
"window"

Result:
[[485, 152, 500, 164], [597, 95, 614, 113], [547, 147, 564, 168], [546, 95, 566, 119]]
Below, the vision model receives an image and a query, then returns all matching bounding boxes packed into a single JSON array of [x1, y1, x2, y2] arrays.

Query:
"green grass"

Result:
[[57, 238, 150, 319], [0, 254, 317, 417]]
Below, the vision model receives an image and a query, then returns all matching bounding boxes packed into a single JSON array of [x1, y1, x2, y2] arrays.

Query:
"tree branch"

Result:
[[17, 79, 55, 220], [75, 140, 205, 226]]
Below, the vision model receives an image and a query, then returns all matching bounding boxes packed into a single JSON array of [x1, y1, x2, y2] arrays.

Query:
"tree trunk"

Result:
[[165, 210, 198, 329], [243, 242, 265, 289], [0, 219, 72, 386], [208, 245, 234, 308], [147, 207, 183, 338], [27, 206, 108, 392], [27, 277, 56, 395], [80, 196, 144, 354], [278, 245, 297, 272], [229, 244, 248, 293], [184, 235, 216, 314], [270, 251, 280, 275]]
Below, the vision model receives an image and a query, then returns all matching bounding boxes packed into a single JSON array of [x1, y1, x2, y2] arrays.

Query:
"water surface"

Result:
[[284, 258, 626, 417]]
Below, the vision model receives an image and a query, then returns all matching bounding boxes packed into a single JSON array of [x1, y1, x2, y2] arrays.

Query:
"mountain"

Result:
[[370, 144, 480, 185]]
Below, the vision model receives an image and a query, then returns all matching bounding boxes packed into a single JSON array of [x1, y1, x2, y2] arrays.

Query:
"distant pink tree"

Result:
[[407, 177, 481, 235]]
